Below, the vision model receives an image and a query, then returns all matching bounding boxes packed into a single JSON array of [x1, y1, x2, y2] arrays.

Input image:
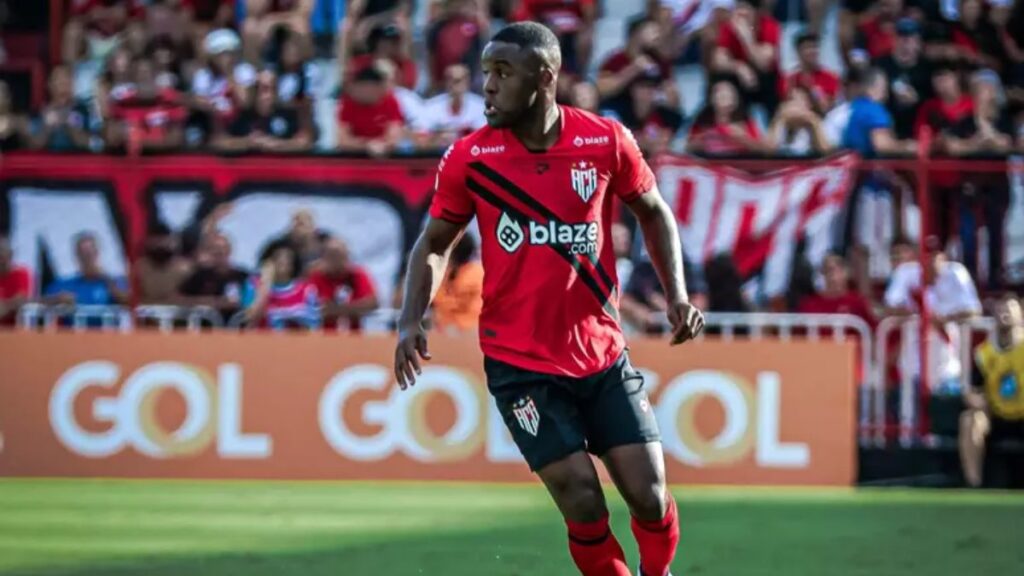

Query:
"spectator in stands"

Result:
[[96, 47, 136, 120], [135, 222, 192, 304], [29, 65, 94, 152], [431, 233, 483, 333], [944, 69, 1013, 156], [822, 71, 856, 148], [767, 84, 832, 156], [270, 27, 318, 113], [0, 236, 31, 326], [797, 252, 875, 325], [991, 0, 1024, 94], [243, 241, 319, 330], [839, 0, 874, 67], [513, 0, 596, 78], [611, 222, 633, 288], [241, 0, 314, 64], [148, 35, 187, 91], [959, 295, 1024, 488], [189, 29, 257, 146], [569, 80, 600, 114], [854, 0, 903, 61], [875, 18, 933, 140], [213, 70, 314, 152], [106, 57, 188, 152], [884, 238, 982, 395], [784, 32, 840, 112], [0, 80, 28, 151], [182, 0, 236, 48], [375, 58, 424, 130], [62, 0, 143, 63], [308, 237, 379, 331], [263, 209, 325, 272], [948, 0, 1004, 71], [426, 0, 488, 94], [45, 233, 129, 307], [416, 63, 485, 150], [597, 17, 677, 120], [841, 68, 917, 157], [339, 0, 414, 67], [711, 0, 782, 114], [620, 239, 709, 334], [687, 76, 769, 156], [618, 71, 684, 156], [647, 0, 734, 64], [347, 23, 418, 91], [915, 63, 975, 145], [890, 235, 917, 269], [705, 254, 752, 312], [178, 232, 249, 318], [336, 65, 405, 157]]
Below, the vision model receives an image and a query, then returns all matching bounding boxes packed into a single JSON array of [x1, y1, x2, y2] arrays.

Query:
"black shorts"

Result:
[[485, 351, 661, 472]]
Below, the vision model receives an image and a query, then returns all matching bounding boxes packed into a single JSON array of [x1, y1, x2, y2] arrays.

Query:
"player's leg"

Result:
[[485, 357, 631, 576], [583, 353, 678, 576], [959, 408, 990, 487]]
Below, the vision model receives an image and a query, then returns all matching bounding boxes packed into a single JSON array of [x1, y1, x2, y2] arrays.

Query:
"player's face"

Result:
[[481, 42, 541, 128]]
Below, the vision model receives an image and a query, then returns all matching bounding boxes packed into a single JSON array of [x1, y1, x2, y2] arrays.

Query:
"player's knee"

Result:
[[626, 481, 668, 521], [546, 470, 606, 521]]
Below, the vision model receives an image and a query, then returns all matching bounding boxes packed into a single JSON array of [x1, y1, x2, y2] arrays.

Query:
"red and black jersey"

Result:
[[429, 106, 656, 377]]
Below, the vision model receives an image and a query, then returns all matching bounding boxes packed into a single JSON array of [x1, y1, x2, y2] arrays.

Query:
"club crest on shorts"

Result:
[[571, 160, 598, 203], [512, 396, 540, 436]]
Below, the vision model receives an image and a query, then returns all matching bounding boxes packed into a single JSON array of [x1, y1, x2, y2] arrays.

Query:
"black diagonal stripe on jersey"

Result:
[[468, 161, 617, 293], [465, 176, 618, 320]]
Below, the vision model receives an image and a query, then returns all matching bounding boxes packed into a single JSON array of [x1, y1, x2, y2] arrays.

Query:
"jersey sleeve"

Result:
[[609, 121, 657, 203], [428, 142, 475, 224]]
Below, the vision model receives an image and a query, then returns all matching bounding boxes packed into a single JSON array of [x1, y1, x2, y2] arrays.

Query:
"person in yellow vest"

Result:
[[431, 233, 484, 334], [960, 295, 1024, 487]]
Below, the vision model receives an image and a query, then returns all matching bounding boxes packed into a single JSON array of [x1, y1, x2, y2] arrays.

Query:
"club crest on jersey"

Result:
[[512, 396, 540, 436], [571, 160, 598, 203]]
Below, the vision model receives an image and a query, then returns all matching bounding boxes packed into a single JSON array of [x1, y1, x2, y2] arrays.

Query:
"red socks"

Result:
[[566, 514, 632, 576], [631, 496, 680, 576]]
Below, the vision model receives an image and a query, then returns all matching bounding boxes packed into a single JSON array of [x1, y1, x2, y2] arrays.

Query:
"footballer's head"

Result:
[[481, 22, 561, 128]]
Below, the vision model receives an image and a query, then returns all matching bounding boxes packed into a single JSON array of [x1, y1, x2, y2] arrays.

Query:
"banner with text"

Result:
[[0, 333, 856, 485]]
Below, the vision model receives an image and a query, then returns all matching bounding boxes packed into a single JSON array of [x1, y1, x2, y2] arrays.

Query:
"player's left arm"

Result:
[[626, 189, 704, 345]]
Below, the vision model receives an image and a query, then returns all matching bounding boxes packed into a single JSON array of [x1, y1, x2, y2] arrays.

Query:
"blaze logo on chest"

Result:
[[570, 160, 598, 203]]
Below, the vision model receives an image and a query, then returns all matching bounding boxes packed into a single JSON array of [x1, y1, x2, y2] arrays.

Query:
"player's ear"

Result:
[[539, 65, 556, 90]]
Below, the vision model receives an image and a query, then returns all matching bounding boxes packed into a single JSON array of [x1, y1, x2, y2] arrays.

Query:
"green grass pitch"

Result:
[[1, 479, 1023, 576]]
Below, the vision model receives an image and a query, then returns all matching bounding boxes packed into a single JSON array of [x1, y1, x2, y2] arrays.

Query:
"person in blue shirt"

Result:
[[45, 233, 129, 307], [842, 67, 916, 157]]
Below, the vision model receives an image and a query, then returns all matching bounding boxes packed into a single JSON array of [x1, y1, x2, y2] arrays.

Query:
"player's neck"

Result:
[[510, 102, 561, 152]]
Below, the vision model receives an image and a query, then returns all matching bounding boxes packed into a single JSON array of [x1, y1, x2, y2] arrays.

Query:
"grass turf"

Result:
[[1, 479, 1023, 576]]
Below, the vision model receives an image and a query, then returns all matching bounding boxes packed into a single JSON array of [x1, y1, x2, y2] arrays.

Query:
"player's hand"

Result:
[[395, 324, 431, 390], [667, 300, 704, 346]]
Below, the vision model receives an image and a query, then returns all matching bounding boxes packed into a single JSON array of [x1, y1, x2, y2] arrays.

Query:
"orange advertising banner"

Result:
[[0, 332, 856, 485]]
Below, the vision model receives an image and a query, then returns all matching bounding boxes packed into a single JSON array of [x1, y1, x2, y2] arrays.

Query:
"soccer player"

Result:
[[394, 22, 703, 576]]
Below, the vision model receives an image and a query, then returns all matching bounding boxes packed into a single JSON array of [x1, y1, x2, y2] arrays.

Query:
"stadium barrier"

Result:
[[0, 331, 857, 486]]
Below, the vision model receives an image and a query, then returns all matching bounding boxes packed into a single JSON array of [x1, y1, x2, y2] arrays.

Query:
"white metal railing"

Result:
[[134, 305, 225, 331], [18, 303, 132, 332]]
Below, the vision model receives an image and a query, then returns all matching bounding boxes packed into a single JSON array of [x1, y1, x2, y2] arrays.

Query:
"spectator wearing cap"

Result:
[[618, 70, 684, 157], [597, 17, 678, 121], [767, 84, 832, 156], [241, 0, 314, 64], [415, 63, 486, 150], [189, 29, 257, 146], [336, 65, 405, 157], [687, 76, 769, 156], [62, 0, 144, 63], [135, 223, 192, 305], [875, 18, 934, 140], [29, 65, 94, 152], [106, 57, 188, 152], [513, 0, 596, 77], [854, 0, 904, 61], [842, 67, 916, 157], [426, 0, 488, 94], [213, 70, 314, 153], [0, 236, 31, 326], [347, 23, 418, 91], [711, 0, 782, 114], [783, 32, 840, 112]]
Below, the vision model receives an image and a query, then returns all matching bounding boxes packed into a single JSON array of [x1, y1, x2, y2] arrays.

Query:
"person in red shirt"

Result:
[[686, 76, 769, 156], [783, 32, 841, 111], [711, 0, 782, 113], [597, 16, 679, 120], [396, 23, 703, 576], [106, 58, 188, 152], [798, 252, 876, 325], [426, 0, 488, 94], [241, 0, 314, 63], [0, 237, 32, 326], [855, 0, 903, 60], [346, 24, 419, 91], [309, 237, 379, 331], [513, 0, 596, 76], [336, 65, 405, 156]]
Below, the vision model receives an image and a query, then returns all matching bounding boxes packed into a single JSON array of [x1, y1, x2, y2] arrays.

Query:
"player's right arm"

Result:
[[395, 144, 473, 389]]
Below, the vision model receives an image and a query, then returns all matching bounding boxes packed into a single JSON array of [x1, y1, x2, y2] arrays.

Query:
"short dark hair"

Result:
[[491, 22, 562, 71], [848, 66, 885, 90], [794, 31, 819, 49], [626, 16, 655, 40], [74, 231, 97, 250]]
